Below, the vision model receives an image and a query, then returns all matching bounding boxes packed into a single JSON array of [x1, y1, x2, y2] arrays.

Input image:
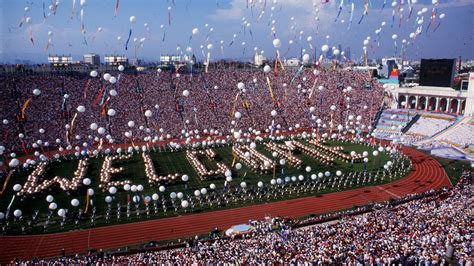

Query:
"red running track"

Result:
[[0, 147, 451, 263]]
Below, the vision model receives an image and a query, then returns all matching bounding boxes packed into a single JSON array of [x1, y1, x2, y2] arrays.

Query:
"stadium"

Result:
[[0, 0, 472, 264]]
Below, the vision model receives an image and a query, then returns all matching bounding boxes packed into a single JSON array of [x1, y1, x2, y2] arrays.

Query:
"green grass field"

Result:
[[0, 140, 401, 234]]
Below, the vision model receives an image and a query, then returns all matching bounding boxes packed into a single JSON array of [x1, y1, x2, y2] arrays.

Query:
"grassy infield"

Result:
[[0, 140, 398, 234], [2, 139, 468, 236]]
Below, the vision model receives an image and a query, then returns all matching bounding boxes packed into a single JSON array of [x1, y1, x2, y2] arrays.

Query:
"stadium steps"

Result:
[[432, 116, 469, 140], [414, 116, 466, 146], [373, 109, 416, 140]]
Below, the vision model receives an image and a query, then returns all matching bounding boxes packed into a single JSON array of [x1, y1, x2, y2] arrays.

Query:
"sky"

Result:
[[0, 0, 473, 63]]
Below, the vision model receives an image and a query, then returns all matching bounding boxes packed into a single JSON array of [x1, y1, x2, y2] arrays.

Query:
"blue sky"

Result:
[[0, 0, 473, 63]]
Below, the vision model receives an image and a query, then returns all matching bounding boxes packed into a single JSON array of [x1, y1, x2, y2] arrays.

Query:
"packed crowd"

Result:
[[14, 172, 472, 265], [0, 68, 383, 155]]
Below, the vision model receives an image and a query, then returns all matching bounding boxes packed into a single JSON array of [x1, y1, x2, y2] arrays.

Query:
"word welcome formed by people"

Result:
[[16, 141, 361, 197]]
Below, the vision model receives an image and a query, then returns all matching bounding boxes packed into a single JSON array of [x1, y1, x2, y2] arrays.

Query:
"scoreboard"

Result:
[[419, 59, 456, 87]]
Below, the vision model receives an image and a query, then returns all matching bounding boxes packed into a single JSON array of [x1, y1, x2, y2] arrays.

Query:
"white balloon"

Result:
[[235, 163, 242, 170], [77, 105, 86, 113], [182, 90, 190, 97], [13, 209, 22, 217], [90, 70, 98, 77], [71, 199, 79, 207], [9, 159, 19, 167], [46, 195, 54, 202], [129, 16, 136, 24], [321, 45, 329, 53], [181, 200, 189, 208], [302, 54, 310, 63], [82, 178, 91, 186], [13, 184, 22, 192], [145, 110, 153, 117], [107, 109, 116, 116], [109, 186, 117, 194], [272, 38, 281, 48], [49, 202, 58, 210], [263, 65, 271, 73], [118, 65, 125, 71], [33, 89, 41, 96]]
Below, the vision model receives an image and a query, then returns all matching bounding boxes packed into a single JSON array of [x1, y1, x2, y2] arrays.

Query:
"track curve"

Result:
[[0, 147, 451, 263]]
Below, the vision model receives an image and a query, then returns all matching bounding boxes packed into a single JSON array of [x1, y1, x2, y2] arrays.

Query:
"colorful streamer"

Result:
[[0, 170, 13, 196], [71, 0, 76, 19], [358, 0, 369, 24], [426, 7, 437, 33], [114, 0, 120, 17], [124, 28, 132, 50], [69, 112, 78, 133], [334, 0, 344, 22], [84, 192, 90, 214], [83, 79, 91, 99], [230, 92, 240, 118], [80, 8, 85, 32], [391, 9, 395, 28], [347, 1, 354, 30], [21, 97, 32, 119], [42, 1, 47, 22], [93, 84, 106, 106], [28, 27, 34, 46], [290, 65, 305, 85], [6, 195, 16, 215], [407, 0, 413, 19], [265, 77, 276, 102]]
